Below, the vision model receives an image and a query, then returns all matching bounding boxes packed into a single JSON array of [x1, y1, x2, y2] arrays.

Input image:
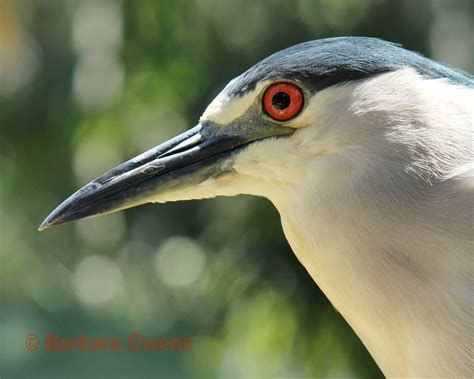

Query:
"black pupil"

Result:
[[271, 91, 291, 110]]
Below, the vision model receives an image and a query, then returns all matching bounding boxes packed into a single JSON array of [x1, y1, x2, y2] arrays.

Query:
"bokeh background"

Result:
[[1, 0, 472, 378]]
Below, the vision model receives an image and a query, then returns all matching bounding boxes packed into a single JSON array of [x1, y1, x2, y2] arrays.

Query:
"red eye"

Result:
[[263, 83, 303, 121]]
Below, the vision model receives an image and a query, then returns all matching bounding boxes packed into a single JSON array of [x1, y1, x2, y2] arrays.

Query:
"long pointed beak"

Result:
[[39, 120, 292, 230]]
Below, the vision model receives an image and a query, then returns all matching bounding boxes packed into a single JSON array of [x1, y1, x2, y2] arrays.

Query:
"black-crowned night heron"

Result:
[[40, 37, 473, 377]]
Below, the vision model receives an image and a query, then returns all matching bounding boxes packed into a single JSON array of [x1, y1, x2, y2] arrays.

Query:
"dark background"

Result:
[[1, 0, 472, 377]]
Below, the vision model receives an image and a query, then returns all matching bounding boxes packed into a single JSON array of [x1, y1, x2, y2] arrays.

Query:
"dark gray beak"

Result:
[[39, 120, 292, 230]]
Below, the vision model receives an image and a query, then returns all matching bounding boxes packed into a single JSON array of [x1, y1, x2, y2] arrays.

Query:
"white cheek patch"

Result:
[[201, 81, 269, 125]]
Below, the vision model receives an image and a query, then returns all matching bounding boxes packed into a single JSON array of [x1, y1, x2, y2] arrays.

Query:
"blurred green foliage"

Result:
[[0, 0, 471, 378]]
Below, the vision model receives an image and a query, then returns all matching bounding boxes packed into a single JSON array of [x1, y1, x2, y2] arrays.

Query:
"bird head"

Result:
[[39, 37, 471, 230]]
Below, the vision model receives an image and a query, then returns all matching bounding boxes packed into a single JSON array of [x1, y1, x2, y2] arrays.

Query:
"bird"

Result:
[[40, 37, 473, 377]]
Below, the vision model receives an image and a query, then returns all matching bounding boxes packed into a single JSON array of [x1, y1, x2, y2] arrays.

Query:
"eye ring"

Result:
[[263, 83, 303, 121]]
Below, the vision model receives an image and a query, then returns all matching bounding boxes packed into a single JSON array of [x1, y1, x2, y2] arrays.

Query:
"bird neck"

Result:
[[275, 178, 471, 377]]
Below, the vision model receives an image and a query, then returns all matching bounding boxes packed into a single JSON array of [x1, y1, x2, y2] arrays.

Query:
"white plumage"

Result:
[[252, 70, 472, 377]]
